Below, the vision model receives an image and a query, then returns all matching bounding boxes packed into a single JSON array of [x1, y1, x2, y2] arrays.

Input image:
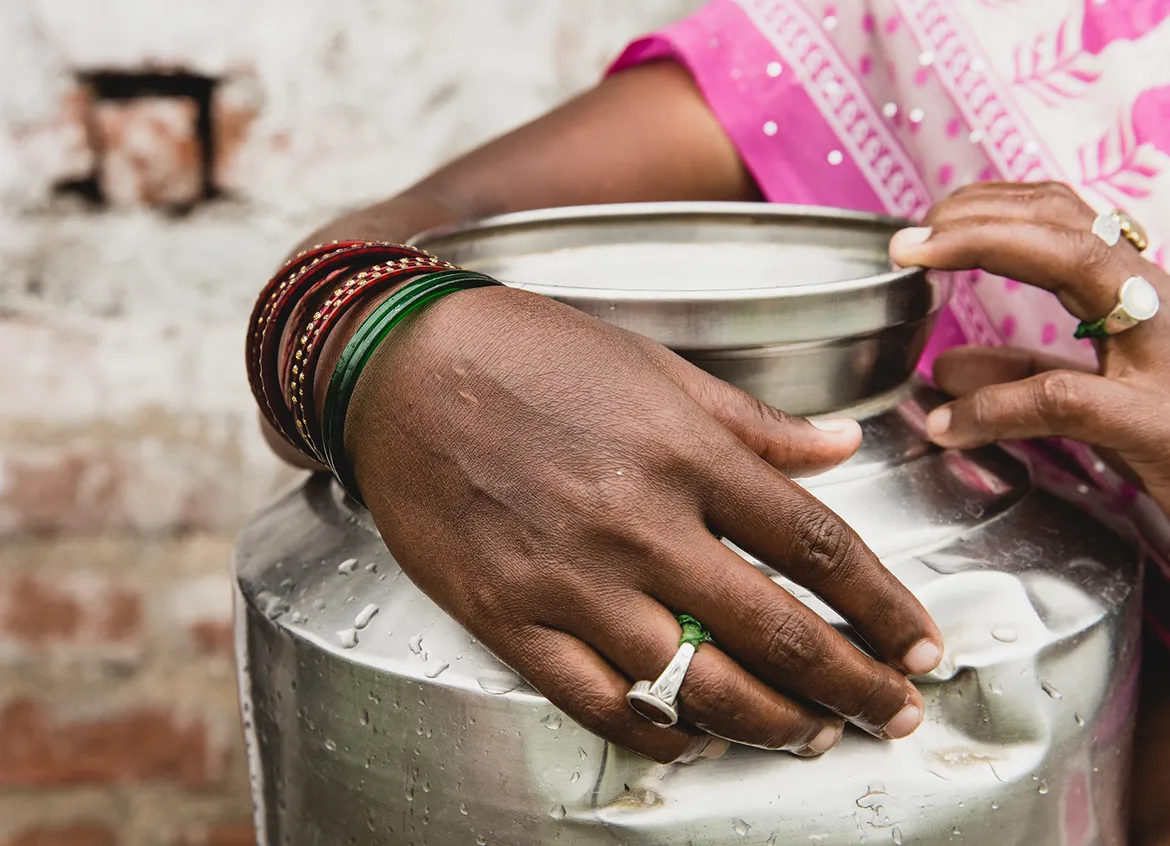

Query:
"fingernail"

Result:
[[699, 737, 730, 760], [810, 417, 859, 435], [925, 407, 952, 439], [882, 703, 923, 740], [802, 724, 843, 756], [679, 735, 730, 763], [891, 226, 932, 250], [903, 638, 943, 675]]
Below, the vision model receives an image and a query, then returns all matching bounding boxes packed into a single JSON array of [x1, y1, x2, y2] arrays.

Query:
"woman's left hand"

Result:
[[889, 181, 1170, 516]]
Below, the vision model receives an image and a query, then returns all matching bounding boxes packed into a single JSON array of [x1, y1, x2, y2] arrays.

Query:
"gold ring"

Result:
[[1112, 208, 1149, 252]]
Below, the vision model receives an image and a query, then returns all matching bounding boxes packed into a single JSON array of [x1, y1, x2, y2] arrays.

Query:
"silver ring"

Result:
[[1091, 210, 1123, 247], [626, 642, 697, 727]]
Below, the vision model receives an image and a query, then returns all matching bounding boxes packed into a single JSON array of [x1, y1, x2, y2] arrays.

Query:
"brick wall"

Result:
[[0, 1, 701, 843]]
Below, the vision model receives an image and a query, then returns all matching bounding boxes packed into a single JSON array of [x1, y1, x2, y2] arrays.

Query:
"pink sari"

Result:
[[610, 0, 1170, 640]]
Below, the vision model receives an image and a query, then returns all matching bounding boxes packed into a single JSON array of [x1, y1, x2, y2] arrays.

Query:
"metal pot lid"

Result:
[[411, 202, 950, 350]]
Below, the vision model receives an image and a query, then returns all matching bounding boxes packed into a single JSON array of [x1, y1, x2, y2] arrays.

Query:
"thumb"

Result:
[[664, 355, 862, 477]]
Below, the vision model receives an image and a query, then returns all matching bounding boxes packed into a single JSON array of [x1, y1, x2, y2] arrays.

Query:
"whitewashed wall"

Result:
[[0, 2, 702, 842]]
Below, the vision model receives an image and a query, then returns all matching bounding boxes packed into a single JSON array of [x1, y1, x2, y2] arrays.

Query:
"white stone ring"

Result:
[[1091, 208, 1149, 253], [1074, 275, 1161, 340], [626, 615, 711, 728]]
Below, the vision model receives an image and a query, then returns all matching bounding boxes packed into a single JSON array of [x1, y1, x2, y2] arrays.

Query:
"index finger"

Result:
[[702, 446, 944, 677]]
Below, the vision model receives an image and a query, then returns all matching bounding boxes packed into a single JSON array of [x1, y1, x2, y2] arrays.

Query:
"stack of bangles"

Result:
[[246, 240, 502, 506]]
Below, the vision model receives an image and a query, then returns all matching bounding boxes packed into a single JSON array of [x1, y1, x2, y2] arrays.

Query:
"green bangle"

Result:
[[321, 269, 500, 504]]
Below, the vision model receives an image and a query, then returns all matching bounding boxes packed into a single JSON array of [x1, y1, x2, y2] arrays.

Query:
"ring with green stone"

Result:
[[626, 614, 713, 727]]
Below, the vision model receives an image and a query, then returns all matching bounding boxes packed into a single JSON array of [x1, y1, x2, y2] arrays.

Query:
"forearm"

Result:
[[262, 60, 758, 467], [298, 61, 759, 249]]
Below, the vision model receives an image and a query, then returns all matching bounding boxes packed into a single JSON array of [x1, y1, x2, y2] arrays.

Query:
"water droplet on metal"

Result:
[[550, 804, 567, 820], [360, 710, 369, 727], [459, 802, 469, 815], [406, 785, 415, 801], [337, 628, 358, 649], [325, 739, 337, 752], [338, 558, 357, 575], [991, 801, 1000, 810], [354, 603, 379, 629], [314, 599, 327, 611], [408, 634, 426, 658], [892, 828, 904, 845], [540, 713, 563, 731], [477, 670, 521, 695], [1041, 681, 1063, 700], [1037, 779, 1050, 795], [991, 626, 1018, 643], [476, 836, 487, 845], [424, 663, 450, 680], [570, 771, 581, 784], [365, 562, 377, 573], [952, 826, 961, 836], [766, 833, 779, 846], [577, 747, 588, 760], [1074, 713, 1085, 726], [732, 819, 751, 837]]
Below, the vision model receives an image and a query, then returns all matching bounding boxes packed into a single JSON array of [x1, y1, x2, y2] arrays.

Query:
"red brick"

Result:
[[188, 620, 233, 658], [174, 824, 255, 846], [0, 573, 142, 657], [94, 97, 202, 208], [0, 699, 228, 789], [1, 824, 116, 846]]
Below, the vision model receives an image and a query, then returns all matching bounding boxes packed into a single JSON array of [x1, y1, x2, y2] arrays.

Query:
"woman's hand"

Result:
[[342, 284, 943, 763], [890, 181, 1170, 517]]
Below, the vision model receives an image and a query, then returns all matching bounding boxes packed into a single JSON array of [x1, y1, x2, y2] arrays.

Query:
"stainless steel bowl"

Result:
[[412, 203, 950, 416]]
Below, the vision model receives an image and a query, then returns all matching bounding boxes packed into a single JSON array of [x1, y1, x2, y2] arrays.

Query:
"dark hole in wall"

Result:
[[52, 71, 222, 212]]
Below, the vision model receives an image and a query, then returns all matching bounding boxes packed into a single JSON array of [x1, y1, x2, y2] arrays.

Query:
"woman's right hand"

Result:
[[340, 283, 943, 764]]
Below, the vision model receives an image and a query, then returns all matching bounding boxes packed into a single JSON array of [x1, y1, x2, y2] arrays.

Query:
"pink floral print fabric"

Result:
[[610, 0, 1170, 640]]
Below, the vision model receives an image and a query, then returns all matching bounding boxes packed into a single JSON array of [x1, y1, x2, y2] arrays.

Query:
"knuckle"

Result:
[[762, 609, 821, 672], [1034, 371, 1084, 424], [1070, 228, 1114, 277], [795, 512, 858, 583], [969, 389, 998, 429], [848, 673, 900, 724]]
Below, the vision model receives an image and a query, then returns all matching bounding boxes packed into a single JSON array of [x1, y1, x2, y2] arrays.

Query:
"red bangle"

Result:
[[285, 257, 453, 461], [247, 241, 435, 450]]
